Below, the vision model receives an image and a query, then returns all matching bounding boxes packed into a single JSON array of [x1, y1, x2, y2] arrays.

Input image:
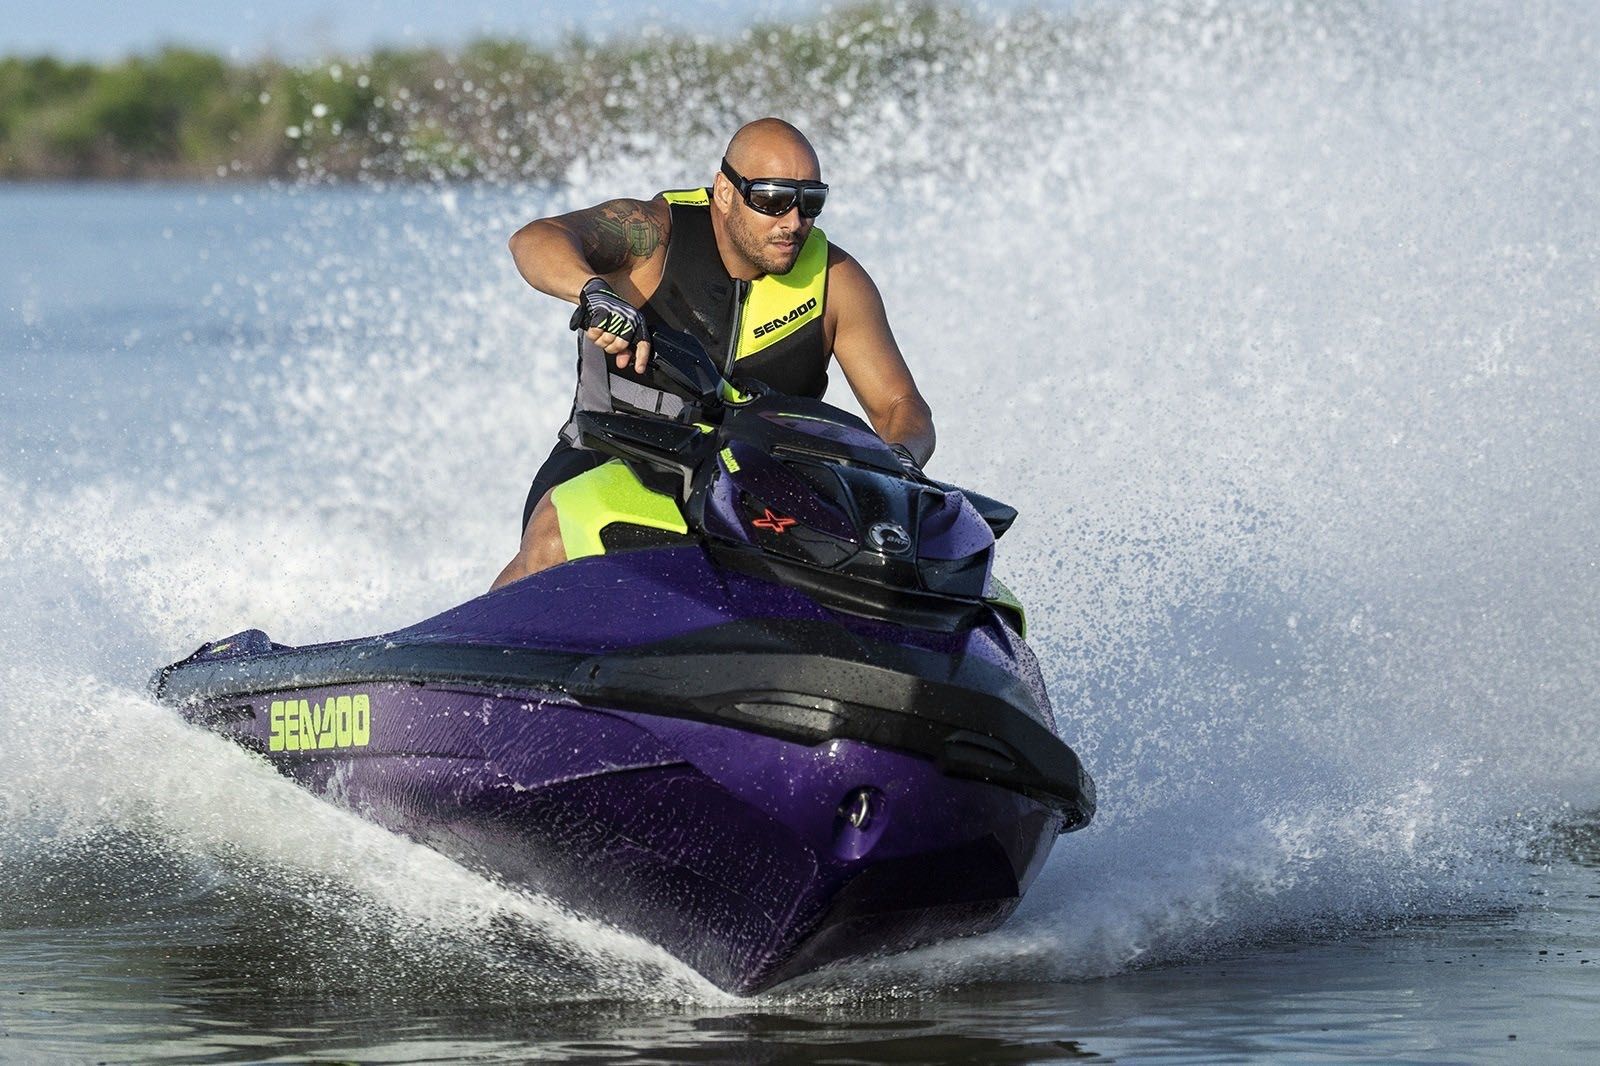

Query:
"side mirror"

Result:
[[646, 328, 730, 407], [926, 478, 1017, 539]]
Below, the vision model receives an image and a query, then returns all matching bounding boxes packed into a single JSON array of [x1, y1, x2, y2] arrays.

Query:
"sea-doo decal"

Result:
[[752, 297, 818, 339], [269, 694, 372, 752]]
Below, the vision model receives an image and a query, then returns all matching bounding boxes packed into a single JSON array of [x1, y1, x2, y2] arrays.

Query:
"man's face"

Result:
[[717, 147, 822, 276], [725, 193, 813, 276]]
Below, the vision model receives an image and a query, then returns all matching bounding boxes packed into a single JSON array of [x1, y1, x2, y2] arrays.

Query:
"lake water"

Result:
[[3, 1, 1599, 1059]]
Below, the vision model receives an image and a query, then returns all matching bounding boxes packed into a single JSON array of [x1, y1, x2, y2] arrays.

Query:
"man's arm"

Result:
[[509, 197, 668, 369], [827, 247, 936, 466], [508, 197, 667, 301]]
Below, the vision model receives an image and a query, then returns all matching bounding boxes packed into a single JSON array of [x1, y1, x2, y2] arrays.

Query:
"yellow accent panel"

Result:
[[661, 187, 710, 205], [736, 227, 828, 360], [986, 576, 1028, 638], [550, 459, 688, 560], [720, 447, 740, 473]]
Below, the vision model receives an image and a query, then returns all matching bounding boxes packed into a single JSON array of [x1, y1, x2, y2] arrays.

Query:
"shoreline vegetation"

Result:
[[0, 2, 1001, 183]]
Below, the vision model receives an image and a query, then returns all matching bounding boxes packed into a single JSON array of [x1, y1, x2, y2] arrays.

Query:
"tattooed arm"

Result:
[[507, 196, 669, 305]]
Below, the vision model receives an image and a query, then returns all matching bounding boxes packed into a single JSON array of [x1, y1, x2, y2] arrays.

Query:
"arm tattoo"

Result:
[[573, 199, 663, 273]]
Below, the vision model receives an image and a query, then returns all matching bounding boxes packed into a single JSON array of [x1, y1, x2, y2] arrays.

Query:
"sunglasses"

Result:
[[720, 158, 828, 219]]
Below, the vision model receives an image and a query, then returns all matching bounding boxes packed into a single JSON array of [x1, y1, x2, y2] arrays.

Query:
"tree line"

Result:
[[0, 2, 986, 181]]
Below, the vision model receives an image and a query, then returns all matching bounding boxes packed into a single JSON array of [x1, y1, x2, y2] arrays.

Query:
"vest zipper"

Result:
[[723, 278, 749, 376]]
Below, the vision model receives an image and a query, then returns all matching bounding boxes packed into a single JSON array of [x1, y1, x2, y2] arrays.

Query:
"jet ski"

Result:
[[151, 329, 1095, 994]]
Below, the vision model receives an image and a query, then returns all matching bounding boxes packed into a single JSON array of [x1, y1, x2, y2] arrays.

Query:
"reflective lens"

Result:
[[799, 185, 828, 217], [744, 181, 827, 218], [721, 158, 828, 218], [744, 182, 798, 216]]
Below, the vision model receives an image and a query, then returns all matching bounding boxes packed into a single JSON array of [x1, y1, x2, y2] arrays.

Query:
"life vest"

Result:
[[647, 187, 830, 397], [560, 188, 830, 443]]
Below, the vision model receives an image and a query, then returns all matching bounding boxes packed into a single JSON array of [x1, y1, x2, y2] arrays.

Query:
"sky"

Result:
[[0, 0, 834, 60]]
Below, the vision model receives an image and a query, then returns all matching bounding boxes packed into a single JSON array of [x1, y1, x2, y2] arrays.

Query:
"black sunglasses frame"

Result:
[[719, 158, 828, 219]]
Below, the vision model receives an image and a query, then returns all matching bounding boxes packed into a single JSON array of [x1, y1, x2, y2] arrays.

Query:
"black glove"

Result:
[[889, 442, 924, 476], [569, 277, 646, 344]]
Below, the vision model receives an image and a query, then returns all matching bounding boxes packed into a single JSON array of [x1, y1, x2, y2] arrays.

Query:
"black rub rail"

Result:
[[152, 619, 1096, 828]]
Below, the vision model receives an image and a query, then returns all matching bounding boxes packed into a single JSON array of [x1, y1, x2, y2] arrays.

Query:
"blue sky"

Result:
[[0, 0, 832, 59]]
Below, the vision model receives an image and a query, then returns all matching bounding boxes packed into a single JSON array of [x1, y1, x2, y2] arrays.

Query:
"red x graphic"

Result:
[[752, 509, 797, 534]]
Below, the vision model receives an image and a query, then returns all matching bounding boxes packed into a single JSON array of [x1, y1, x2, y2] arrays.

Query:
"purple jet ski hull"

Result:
[[155, 547, 1091, 993]]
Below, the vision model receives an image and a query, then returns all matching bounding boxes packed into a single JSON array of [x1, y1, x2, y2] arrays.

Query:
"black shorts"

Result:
[[521, 439, 607, 533]]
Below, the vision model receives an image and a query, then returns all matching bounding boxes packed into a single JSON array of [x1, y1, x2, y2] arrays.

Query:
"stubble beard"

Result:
[[728, 210, 804, 276]]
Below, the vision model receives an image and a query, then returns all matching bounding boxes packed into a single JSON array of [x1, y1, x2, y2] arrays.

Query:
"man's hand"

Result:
[[570, 277, 652, 373], [889, 442, 926, 477]]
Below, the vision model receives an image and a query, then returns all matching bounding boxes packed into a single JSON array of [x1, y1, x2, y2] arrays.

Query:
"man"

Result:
[[492, 117, 935, 589]]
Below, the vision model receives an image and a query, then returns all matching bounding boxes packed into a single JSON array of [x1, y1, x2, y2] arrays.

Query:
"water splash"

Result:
[[0, 672, 720, 1003], [2, 0, 1597, 999]]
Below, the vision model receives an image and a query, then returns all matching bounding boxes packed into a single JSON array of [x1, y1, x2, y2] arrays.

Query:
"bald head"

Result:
[[724, 118, 821, 182], [713, 118, 823, 278]]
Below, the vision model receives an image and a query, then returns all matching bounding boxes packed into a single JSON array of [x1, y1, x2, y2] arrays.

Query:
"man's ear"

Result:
[[712, 174, 734, 215]]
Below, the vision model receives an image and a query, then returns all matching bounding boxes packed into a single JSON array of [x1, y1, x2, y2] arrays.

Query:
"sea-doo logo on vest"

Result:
[[752, 297, 817, 339], [269, 694, 372, 752]]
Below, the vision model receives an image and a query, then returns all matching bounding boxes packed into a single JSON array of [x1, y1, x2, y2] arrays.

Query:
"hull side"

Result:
[[187, 679, 1060, 993]]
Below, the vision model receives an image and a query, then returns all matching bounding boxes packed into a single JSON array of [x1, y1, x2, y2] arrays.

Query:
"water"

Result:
[[3, 0, 1599, 1059]]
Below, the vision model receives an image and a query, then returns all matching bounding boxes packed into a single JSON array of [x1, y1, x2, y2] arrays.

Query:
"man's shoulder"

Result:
[[824, 242, 877, 297], [565, 196, 672, 271], [819, 241, 891, 337], [655, 187, 710, 207]]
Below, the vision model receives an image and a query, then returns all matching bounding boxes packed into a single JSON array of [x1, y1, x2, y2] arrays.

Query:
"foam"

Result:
[[2, 0, 1597, 999]]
